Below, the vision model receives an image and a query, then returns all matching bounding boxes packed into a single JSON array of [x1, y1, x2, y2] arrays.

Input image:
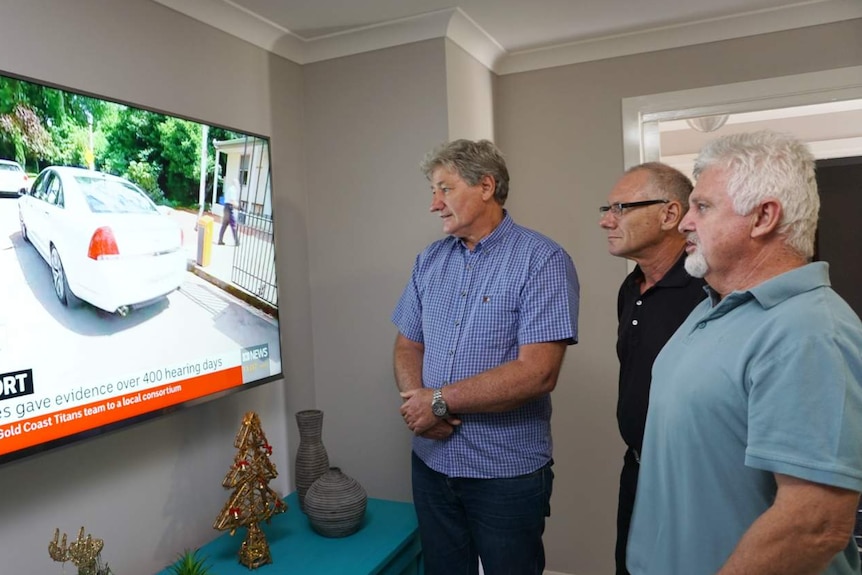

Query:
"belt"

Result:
[[629, 447, 640, 464]]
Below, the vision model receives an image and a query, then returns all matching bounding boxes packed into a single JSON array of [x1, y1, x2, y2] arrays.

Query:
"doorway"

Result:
[[815, 156, 862, 317]]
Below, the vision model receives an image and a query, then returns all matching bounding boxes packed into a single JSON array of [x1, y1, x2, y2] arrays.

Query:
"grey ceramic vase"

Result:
[[295, 409, 330, 513], [305, 467, 368, 538]]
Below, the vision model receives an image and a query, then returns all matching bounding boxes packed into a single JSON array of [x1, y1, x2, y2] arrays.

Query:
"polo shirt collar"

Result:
[[749, 261, 831, 308], [706, 261, 830, 310]]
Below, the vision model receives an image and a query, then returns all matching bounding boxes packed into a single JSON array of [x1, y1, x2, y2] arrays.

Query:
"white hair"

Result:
[[692, 130, 819, 259]]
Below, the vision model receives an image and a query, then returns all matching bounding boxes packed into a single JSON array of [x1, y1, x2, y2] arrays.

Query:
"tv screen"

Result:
[[0, 71, 282, 464]]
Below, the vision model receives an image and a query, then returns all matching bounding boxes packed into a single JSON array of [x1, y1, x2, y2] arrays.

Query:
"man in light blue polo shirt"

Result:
[[392, 139, 579, 575], [627, 130, 862, 575]]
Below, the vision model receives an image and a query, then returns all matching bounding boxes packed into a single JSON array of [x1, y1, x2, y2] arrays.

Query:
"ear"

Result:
[[659, 201, 683, 231], [750, 198, 782, 239], [479, 175, 496, 201]]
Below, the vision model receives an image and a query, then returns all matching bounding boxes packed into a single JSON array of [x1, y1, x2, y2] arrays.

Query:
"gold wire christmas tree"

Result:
[[214, 411, 287, 569]]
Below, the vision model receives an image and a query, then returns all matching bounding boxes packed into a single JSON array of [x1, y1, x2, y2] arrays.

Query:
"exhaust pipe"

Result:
[[116, 305, 130, 317]]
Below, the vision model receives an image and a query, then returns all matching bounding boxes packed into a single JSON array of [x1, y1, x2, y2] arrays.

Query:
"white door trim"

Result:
[[622, 65, 862, 168]]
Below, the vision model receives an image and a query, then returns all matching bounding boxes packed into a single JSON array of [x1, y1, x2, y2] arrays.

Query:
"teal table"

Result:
[[157, 492, 423, 574]]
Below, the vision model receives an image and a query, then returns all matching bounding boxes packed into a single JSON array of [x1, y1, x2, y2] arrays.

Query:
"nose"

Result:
[[599, 210, 616, 229], [679, 211, 693, 234], [430, 190, 444, 212]]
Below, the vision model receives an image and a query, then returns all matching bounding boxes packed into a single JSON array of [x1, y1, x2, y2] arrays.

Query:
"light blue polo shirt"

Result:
[[628, 262, 862, 575]]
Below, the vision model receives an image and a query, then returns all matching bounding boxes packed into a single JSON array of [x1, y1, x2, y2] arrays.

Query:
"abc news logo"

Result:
[[241, 344, 269, 366], [0, 369, 34, 401]]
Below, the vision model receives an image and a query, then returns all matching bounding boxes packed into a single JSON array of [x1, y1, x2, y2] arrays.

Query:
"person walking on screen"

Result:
[[392, 139, 580, 575], [599, 162, 705, 575], [219, 178, 240, 246], [627, 130, 862, 575]]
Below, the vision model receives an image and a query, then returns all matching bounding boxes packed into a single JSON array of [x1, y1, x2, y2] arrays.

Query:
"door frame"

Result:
[[621, 65, 862, 169]]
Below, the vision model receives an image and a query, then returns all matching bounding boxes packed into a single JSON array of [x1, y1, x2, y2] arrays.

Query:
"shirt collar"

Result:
[[627, 251, 698, 292], [460, 210, 512, 253], [705, 261, 830, 309]]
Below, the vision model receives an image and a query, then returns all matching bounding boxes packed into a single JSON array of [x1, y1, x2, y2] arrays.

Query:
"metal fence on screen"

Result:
[[231, 211, 278, 308], [230, 138, 278, 310]]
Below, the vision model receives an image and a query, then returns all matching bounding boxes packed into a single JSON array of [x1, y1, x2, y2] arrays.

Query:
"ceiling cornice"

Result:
[[152, 0, 862, 75], [444, 9, 507, 72], [154, 0, 305, 57], [500, 0, 862, 74], [300, 7, 506, 71]]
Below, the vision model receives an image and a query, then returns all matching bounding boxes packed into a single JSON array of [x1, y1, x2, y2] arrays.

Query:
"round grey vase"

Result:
[[305, 467, 368, 537], [295, 409, 330, 512]]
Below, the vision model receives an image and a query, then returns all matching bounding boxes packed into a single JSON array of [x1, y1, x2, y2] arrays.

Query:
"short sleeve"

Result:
[[391, 255, 425, 344], [517, 248, 579, 346], [745, 333, 862, 492]]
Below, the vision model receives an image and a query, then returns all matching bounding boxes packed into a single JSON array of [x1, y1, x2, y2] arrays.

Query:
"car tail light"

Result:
[[88, 226, 120, 260]]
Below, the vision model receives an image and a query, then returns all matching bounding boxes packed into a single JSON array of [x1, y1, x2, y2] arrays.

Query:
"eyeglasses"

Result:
[[599, 199, 669, 216]]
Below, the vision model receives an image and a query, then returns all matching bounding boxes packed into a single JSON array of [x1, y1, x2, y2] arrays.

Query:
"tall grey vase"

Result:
[[295, 409, 330, 513]]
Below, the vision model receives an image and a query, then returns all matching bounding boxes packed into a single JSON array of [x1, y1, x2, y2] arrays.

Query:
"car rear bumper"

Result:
[[70, 250, 189, 313]]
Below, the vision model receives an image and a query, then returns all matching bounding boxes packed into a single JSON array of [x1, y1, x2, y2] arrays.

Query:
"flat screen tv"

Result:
[[0, 71, 283, 464]]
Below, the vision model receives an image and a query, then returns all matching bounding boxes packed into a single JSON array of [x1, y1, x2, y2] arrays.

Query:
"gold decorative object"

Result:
[[214, 411, 287, 569], [49, 526, 113, 575]]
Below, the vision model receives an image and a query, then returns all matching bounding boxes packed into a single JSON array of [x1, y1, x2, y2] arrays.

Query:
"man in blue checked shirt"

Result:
[[392, 139, 579, 575]]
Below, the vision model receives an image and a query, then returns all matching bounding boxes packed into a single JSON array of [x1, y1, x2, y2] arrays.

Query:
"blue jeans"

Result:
[[411, 452, 553, 575]]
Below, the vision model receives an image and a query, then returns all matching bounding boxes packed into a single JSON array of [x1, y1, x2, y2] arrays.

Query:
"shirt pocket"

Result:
[[473, 293, 519, 349]]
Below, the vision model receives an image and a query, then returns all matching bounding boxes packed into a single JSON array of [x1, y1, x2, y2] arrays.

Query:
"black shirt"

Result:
[[616, 253, 706, 453]]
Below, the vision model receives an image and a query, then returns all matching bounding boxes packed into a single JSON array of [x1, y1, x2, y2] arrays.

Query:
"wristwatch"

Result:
[[431, 388, 448, 418]]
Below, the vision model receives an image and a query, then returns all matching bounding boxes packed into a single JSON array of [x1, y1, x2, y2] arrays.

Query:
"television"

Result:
[[0, 71, 283, 464]]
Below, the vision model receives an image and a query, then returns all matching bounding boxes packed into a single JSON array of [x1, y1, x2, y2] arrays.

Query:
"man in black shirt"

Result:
[[599, 162, 706, 575]]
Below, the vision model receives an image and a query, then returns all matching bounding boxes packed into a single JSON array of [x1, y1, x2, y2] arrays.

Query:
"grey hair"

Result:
[[420, 139, 510, 205], [692, 130, 819, 259], [625, 162, 693, 209]]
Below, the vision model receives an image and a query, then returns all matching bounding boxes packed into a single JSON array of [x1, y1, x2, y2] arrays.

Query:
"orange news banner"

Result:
[[0, 366, 243, 457]]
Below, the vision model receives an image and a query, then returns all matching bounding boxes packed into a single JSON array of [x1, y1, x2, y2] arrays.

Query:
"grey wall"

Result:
[[496, 18, 862, 575], [0, 0, 311, 573], [301, 39, 449, 501], [2, 2, 861, 574]]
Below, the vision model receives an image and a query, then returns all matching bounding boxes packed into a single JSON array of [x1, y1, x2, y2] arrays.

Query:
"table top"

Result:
[[157, 491, 419, 574]]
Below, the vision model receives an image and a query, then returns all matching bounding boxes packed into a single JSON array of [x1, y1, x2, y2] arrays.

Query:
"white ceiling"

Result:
[[152, 0, 862, 74], [198, 0, 803, 49]]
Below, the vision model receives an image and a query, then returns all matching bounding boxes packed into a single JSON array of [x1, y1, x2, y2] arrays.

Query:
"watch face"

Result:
[[432, 401, 447, 417]]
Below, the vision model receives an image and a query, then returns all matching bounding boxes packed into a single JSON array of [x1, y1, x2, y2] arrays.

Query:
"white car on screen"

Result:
[[0, 159, 29, 197], [18, 166, 187, 316]]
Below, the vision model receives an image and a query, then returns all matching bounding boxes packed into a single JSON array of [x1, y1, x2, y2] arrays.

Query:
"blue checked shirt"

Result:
[[392, 213, 579, 478]]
